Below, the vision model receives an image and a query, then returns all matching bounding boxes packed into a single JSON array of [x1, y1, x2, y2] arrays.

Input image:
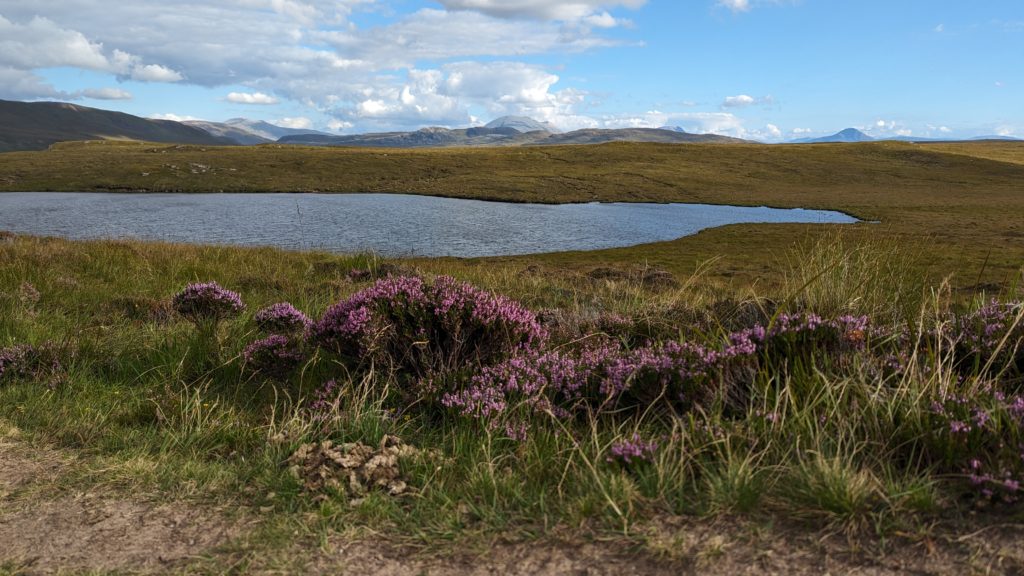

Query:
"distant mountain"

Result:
[[791, 128, 874, 144], [184, 120, 272, 145], [484, 116, 560, 134], [280, 120, 747, 148], [969, 135, 1023, 141], [0, 99, 232, 152], [279, 126, 544, 148], [222, 118, 331, 141], [185, 118, 331, 145], [540, 128, 744, 145]]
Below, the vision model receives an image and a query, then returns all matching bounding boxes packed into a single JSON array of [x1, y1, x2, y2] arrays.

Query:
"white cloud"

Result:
[[130, 63, 184, 82], [226, 91, 279, 105], [0, 66, 65, 99], [722, 94, 773, 108], [791, 127, 813, 134], [80, 87, 133, 100], [934, 24, 944, 33], [327, 118, 354, 131], [0, 14, 185, 88], [717, 0, 750, 13], [723, 94, 755, 107], [150, 112, 202, 121], [434, 0, 646, 22], [765, 123, 782, 138], [0, 1, 645, 130], [276, 116, 313, 129]]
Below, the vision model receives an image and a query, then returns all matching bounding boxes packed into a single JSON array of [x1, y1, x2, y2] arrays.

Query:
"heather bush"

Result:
[[172, 281, 245, 324], [310, 275, 545, 378], [254, 302, 311, 336], [950, 300, 1024, 378], [0, 342, 65, 388], [607, 433, 659, 467], [172, 281, 245, 370], [744, 312, 870, 366], [915, 389, 1024, 504], [243, 335, 305, 381]]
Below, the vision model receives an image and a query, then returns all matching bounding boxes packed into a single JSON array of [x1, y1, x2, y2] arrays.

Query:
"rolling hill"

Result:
[[0, 99, 233, 152]]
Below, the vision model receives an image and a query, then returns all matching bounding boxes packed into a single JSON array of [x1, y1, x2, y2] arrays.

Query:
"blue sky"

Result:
[[1, 1, 1021, 141]]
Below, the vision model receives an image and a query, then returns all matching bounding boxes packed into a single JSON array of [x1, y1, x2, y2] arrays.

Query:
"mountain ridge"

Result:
[[0, 99, 233, 152]]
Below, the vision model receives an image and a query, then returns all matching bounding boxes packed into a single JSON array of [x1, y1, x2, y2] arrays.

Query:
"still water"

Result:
[[0, 193, 858, 257]]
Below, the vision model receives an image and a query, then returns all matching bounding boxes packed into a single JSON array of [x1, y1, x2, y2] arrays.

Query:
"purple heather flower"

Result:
[[607, 433, 658, 465], [310, 275, 545, 375], [254, 302, 311, 335], [949, 420, 971, 434], [243, 334, 304, 380], [172, 281, 245, 322]]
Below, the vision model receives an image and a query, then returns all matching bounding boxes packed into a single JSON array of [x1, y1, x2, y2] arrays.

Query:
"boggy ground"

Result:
[[2, 139, 1023, 288], [4, 423, 1024, 575]]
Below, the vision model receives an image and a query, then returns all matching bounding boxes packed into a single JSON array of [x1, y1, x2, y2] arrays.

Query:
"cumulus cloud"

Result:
[[129, 63, 184, 82], [434, 0, 646, 22], [716, 0, 795, 14], [276, 116, 313, 129], [0, 1, 655, 132], [721, 94, 773, 108], [79, 87, 133, 100], [149, 112, 202, 121], [0, 66, 65, 99], [226, 91, 280, 105], [791, 127, 813, 134], [717, 0, 750, 12], [722, 94, 754, 107], [0, 14, 185, 90]]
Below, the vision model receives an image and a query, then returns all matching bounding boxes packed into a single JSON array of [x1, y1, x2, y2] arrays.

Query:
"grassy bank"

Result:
[[2, 232, 1023, 572], [2, 140, 1024, 288]]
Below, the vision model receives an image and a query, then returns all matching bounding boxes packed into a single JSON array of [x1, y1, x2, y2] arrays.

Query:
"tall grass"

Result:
[[0, 232, 1022, 548]]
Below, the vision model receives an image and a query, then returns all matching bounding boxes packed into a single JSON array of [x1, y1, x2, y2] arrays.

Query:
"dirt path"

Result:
[[2, 423, 1023, 575], [0, 427, 245, 574]]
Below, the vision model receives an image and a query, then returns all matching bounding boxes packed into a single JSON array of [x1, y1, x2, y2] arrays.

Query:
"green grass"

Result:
[[2, 231, 1022, 564]]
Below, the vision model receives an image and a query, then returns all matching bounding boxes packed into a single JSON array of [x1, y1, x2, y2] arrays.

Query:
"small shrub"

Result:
[[607, 433, 659, 466], [243, 335, 305, 381], [311, 275, 545, 377], [951, 300, 1023, 377], [254, 302, 311, 335], [0, 342, 65, 388], [172, 281, 245, 324], [918, 389, 1024, 504]]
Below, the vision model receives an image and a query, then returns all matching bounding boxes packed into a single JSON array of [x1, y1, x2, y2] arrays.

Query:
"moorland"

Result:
[[1, 139, 1023, 574]]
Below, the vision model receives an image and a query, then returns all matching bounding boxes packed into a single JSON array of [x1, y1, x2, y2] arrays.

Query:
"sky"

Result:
[[1, 0, 1021, 141]]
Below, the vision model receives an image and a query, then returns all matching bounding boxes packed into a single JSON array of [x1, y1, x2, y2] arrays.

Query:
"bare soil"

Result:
[[2, 425, 1023, 575]]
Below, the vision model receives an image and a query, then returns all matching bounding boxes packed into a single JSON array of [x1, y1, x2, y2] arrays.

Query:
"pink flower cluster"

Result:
[[441, 312, 875, 439], [607, 433, 659, 465], [243, 334, 305, 381], [441, 338, 732, 433], [310, 276, 546, 376], [254, 302, 311, 335], [922, 389, 1024, 504], [172, 281, 245, 323], [952, 300, 1023, 374], [0, 342, 63, 388]]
